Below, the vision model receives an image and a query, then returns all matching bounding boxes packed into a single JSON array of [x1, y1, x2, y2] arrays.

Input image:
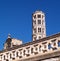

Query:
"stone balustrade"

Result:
[[0, 34, 60, 61]]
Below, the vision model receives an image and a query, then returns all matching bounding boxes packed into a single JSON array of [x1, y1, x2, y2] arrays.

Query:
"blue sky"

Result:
[[0, 0, 60, 50]]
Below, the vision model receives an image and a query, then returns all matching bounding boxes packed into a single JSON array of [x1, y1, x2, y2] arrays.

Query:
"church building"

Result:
[[0, 10, 60, 61]]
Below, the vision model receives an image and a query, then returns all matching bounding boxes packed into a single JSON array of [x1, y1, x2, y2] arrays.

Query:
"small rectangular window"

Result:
[[38, 15, 41, 18], [38, 28, 41, 32], [38, 20, 41, 24]]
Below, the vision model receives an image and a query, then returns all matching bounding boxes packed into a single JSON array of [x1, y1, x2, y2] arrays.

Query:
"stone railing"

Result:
[[0, 36, 60, 61]]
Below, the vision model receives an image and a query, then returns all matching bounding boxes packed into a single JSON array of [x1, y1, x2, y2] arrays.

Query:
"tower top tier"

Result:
[[32, 10, 45, 15]]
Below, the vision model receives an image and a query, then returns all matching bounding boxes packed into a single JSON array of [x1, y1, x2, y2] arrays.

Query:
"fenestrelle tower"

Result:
[[32, 11, 46, 41]]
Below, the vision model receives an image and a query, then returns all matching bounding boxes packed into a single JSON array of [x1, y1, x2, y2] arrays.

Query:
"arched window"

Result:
[[38, 20, 41, 24], [38, 28, 41, 32], [38, 14, 41, 18]]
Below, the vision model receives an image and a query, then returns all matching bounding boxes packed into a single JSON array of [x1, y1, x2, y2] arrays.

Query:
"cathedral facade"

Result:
[[0, 10, 60, 61]]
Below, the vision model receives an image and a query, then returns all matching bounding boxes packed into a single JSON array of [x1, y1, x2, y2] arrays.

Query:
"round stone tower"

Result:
[[32, 10, 46, 41]]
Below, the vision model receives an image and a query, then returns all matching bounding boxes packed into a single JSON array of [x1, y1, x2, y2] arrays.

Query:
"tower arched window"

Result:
[[37, 14, 41, 18], [38, 20, 41, 24], [38, 28, 41, 32]]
